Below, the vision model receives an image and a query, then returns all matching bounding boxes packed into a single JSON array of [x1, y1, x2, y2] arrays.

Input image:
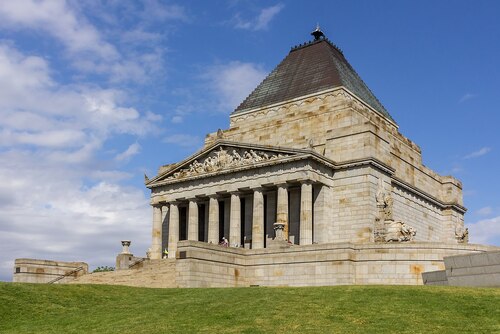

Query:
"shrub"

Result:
[[92, 266, 115, 273]]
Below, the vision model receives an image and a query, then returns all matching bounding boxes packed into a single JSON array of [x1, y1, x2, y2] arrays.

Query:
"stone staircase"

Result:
[[70, 259, 177, 288]]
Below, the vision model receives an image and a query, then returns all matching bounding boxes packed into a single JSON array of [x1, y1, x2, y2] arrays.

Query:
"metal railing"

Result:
[[129, 258, 146, 269], [47, 266, 85, 284]]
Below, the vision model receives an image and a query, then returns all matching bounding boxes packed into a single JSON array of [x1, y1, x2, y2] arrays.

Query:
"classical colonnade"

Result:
[[150, 181, 330, 259]]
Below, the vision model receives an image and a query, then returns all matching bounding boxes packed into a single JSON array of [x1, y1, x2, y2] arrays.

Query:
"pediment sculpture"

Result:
[[167, 147, 290, 180]]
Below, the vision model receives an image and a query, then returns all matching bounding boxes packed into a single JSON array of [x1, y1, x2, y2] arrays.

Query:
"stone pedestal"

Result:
[[121, 240, 131, 254]]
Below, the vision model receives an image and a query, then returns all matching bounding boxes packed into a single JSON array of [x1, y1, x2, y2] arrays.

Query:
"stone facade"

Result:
[[422, 251, 500, 287], [13, 258, 88, 284], [138, 31, 496, 287]]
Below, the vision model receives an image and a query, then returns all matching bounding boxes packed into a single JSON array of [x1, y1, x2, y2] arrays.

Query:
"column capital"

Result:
[[298, 179, 313, 185], [229, 190, 241, 196], [252, 187, 265, 193], [274, 182, 289, 189]]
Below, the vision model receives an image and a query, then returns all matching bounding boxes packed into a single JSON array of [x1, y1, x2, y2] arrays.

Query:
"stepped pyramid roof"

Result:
[[233, 28, 394, 123]]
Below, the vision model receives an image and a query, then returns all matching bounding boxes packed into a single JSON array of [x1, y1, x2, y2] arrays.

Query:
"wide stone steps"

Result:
[[70, 259, 177, 288]]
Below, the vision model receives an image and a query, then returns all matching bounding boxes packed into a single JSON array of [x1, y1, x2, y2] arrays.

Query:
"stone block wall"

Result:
[[330, 166, 378, 243], [208, 88, 463, 212], [13, 258, 88, 284], [392, 185, 443, 242], [203, 89, 466, 244], [173, 241, 496, 287], [444, 251, 500, 287]]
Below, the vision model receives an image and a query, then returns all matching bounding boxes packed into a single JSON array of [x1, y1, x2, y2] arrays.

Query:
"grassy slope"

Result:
[[0, 283, 499, 334]]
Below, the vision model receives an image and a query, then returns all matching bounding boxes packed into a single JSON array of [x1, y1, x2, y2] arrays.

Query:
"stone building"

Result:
[[138, 28, 495, 287]]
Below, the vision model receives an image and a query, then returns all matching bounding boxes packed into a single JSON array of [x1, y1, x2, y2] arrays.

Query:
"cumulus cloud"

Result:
[[467, 216, 500, 245], [204, 61, 267, 111], [0, 0, 118, 60], [0, 0, 173, 83], [115, 142, 141, 162], [463, 147, 491, 159], [233, 4, 284, 31], [0, 43, 158, 281], [476, 206, 493, 216]]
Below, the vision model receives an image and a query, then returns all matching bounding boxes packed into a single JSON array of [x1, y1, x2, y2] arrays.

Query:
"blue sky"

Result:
[[0, 0, 499, 281]]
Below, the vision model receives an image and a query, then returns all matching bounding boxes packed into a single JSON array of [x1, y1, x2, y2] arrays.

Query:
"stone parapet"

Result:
[[173, 241, 498, 287], [13, 258, 88, 284]]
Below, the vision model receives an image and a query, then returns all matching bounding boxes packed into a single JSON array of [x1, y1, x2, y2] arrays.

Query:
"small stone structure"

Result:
[[422, 251, 500, 287], [13, 259, 88, 284], [116, 240, 145, 270]]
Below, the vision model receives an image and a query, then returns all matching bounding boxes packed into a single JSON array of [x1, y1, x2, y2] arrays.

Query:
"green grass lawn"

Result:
[[0, 282, 499, 334]]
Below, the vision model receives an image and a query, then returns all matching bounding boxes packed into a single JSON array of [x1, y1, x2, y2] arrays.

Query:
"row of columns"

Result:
[[150, 182, 315, 259]]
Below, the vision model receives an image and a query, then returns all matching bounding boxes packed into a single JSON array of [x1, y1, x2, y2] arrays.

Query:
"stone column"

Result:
[[313, 184, 333, 244], [168, 202, 179, 259], [207, 196, 219, 244], [276, 184, 289, 240], [229, 192, 241, 247], [252, 188, 265, 249], [300, 182, 313, 245], [187, 199, 199, 241], [151, 204, 163, 260]]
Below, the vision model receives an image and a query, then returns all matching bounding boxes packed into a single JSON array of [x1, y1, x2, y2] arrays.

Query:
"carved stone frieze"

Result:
[[385, 221, 416, 242], [167, 147, 290, 180]]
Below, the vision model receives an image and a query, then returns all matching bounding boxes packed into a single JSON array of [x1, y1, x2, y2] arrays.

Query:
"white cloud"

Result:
[[140, 0, 188, 22], [0, 43, 157, 281], [234, 4, 284, 31], [463, 147, 491, 159], [115, 142, 141, 162], [467, 216, 500, 245], [476, 206, 493, 216], [459, 93, 477, 103], [0, 0, 118, 60], [163, 134, 201, 148], [204, 61, 267, 111], [0, 0, 172, 83], [171, 115, 183, 124]]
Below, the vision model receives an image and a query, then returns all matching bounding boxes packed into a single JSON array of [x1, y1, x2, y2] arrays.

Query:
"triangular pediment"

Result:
[[146, 140, 311, 187]]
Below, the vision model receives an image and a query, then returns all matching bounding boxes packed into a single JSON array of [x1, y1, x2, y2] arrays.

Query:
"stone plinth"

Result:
[[13, 259, 88, 284]]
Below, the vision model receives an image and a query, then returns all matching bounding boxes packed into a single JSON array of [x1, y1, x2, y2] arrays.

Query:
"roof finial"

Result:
[[311, 23, 325, 41]]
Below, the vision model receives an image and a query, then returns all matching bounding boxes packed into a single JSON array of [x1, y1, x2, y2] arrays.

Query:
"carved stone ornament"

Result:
[[167, 147, 289, 180], [455, 227, 469, 244], [273, 222, 286, 241], [385, 221, 416, 242]]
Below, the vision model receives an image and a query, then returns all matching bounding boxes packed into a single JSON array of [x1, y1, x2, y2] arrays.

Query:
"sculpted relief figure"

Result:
[[383, 194, 394, 220], [376, 179, 385, 207], [455, 227, 469, 243], [385, 221, 416, 242], [166, 147, 290, 180]]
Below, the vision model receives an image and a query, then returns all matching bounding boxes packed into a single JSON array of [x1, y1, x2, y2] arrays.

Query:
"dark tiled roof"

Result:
[[232, 39, 395, 123]]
